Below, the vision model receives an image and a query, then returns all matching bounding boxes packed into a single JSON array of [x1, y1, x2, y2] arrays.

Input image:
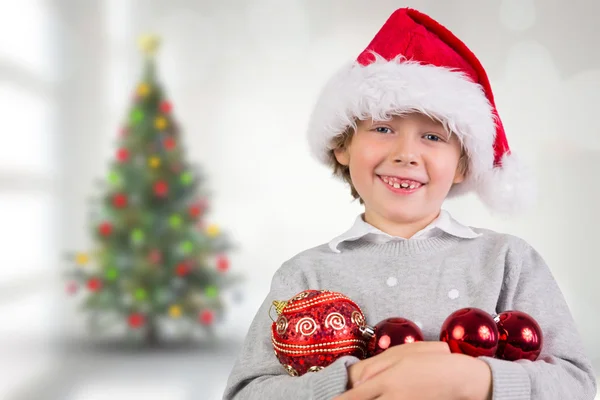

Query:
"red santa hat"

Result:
[[307, 8, 534, 214]]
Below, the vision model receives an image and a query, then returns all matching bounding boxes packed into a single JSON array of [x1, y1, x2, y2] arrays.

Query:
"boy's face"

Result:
[[334, 113, 465, 232]]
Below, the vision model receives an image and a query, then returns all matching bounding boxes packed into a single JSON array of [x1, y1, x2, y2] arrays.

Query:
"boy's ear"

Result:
[[453, 154, 468, 184], [333, 147, 350, 166]]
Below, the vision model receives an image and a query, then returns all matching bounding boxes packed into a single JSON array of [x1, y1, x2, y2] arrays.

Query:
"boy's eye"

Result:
[[424, 134, 442, 141], [374, 127, 392, 134]]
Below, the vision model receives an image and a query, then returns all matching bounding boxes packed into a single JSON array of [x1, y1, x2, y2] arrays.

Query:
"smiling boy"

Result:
[[223, 7, 597, 400]]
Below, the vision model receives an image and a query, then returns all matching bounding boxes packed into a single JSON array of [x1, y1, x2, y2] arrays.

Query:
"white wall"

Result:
[[54, 0, 600, 365]]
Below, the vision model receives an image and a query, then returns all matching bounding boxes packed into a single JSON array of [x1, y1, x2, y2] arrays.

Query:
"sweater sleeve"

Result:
[[479, 238, 597, 400], [222, 260, 360, 400]]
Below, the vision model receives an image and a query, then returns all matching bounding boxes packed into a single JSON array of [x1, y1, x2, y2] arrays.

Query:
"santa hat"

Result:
[[307, 8, 534, 215]]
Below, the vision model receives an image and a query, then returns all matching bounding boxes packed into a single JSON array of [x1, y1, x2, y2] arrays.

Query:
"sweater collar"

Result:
[[328, 209, 480, 253]]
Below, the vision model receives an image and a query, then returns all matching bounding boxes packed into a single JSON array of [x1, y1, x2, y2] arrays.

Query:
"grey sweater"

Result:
[[223, 229, 597, 399]]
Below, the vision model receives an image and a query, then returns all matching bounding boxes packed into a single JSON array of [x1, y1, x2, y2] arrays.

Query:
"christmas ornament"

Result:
[[87, 278, 102, 292], [128, 312, 145, 328], [164, 137, 176, 150], [175, 262, 190, 277], [131, 108, 144, 124], [98, 222, 113, 237], [117, 148, 129, 163], [169, 214, 182, 229], [136, 83, 150, 97], [206, 224, 220, 238], [180, 240, 194, 255], [75, 252, 89, 266], [148, 156, 161, 168], [189, 203, 203, 218], [138, 34, 160, 56], [494, 310, 543, 361], [66, 281, 78, 295], [130, 228, 145, 245], [153, 180, 168, 197], [105, 267, 119, 281], [155, 116, 167, 130], [362, 317, 424, 357], [113, 193, 128, 208], [180, 171, 193, 186], [205, 285, 218, 298], [160, 100, 172, 114], [108, 171, 122, 186], [135, 288, 147, 301], [440, 308, 499, 358], [216, 255, 229, 272], [169, 305, 182, 318], [270, 290, 368, 377], [199, 309, 214, 325]]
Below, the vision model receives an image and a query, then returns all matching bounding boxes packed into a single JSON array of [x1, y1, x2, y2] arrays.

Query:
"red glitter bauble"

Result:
[[271, 290, 368, 377], [440, 308, 499, 358], [495, 310, 543, 361]]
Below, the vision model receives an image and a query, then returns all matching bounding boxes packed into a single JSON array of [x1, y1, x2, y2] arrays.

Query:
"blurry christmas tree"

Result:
[[64, 35, 241, 345]]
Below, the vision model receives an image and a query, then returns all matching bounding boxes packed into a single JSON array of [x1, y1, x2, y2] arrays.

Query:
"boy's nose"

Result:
[[390, 134, 420, 166], [393, 153, 419, 166]]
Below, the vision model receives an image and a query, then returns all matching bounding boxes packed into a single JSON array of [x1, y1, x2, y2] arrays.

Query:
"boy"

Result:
[[223, 7, 597, 400]]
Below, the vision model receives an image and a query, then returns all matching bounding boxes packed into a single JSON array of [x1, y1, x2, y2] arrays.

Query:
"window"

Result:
[[0, 0, 58, 287]]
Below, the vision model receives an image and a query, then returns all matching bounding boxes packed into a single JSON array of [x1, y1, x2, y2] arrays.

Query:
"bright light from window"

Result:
[[0, 82, 55, 175]]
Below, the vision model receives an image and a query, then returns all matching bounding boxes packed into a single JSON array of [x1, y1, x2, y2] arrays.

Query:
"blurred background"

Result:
[[1, 0, 599, 399]]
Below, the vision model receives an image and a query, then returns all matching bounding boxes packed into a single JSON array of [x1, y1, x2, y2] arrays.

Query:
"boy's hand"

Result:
[[347, 341, 450, 387], [339, 352, 492, 400]]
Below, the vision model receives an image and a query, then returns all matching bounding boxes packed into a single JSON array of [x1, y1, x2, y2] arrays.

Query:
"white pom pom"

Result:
[[477, 152, 537, 216]]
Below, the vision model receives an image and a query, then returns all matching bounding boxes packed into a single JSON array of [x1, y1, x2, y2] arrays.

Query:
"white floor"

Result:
[[7, 338, 242, 400], [0, 285, 244, 400]]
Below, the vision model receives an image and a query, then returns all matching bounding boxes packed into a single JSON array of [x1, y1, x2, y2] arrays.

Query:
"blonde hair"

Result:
[[326, 125, 469, 203]]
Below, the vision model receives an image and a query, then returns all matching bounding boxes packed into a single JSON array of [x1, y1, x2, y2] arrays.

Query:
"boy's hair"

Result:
[[326, 123, 469, 204]]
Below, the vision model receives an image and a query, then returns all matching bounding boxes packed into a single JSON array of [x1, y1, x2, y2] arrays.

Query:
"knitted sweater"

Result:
[[222, 229, 597, 399]]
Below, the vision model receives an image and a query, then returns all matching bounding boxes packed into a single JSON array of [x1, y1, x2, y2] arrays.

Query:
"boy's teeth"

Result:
[[381, 175, 422, 189]]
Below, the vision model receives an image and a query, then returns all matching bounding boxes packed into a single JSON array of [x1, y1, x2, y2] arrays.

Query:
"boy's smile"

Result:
[[378, 175, 425, 195], [334, 113, 466, 238]]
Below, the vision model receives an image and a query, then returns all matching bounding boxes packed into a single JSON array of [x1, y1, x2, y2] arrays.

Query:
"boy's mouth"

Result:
[[378, 175, 426, 192]]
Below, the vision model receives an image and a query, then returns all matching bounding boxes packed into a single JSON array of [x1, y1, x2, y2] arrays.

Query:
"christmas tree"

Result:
[[64, 35, 240, 345]]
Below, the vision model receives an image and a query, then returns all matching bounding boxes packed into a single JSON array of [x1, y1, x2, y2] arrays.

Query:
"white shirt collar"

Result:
[[328, 209, 480, 253]]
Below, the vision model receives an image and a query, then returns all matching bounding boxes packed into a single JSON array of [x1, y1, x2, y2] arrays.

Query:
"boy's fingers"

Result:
[[357, 342, 450, 383]]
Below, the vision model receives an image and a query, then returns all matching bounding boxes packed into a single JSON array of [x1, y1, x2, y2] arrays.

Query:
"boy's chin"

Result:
[[376, 205, 439, 225]]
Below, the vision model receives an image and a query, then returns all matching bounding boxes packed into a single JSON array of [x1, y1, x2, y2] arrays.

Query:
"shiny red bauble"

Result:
[[440, 307, 499, 357], [367, 317, 424, 356], [495, 310, 543, 361], [271, 290, 368, 376]]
